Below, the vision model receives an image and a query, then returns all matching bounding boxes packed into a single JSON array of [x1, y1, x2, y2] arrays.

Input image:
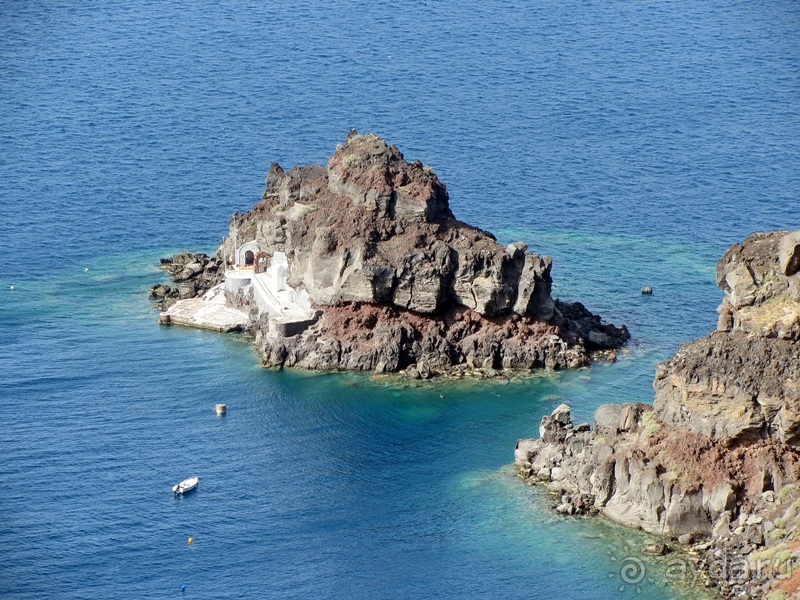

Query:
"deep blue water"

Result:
[[2, 1, 799, 598]]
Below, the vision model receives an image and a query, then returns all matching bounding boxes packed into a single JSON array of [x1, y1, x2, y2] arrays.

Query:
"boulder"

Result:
[[724, 264, 757, 308], [179, 282, 197, 299], [779, 230, 800, 276], [712, 511, 732, 539], [593, 403, 647, 436], [594, 404, 625, 436], [514, 438, 541, 465], [513, 253, 554, 319], [642, 542, 669, 555], [539, 404, 573, 444], [707, 482, 737, 519]]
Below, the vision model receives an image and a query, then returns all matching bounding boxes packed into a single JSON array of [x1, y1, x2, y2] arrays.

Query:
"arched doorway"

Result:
[[237, 240, 260, 268]]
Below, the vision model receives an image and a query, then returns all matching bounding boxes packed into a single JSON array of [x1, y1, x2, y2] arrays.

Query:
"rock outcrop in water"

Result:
[[515, 230, 800, 598], [155, 131, 628, 376], [149, 251, 223, 310]]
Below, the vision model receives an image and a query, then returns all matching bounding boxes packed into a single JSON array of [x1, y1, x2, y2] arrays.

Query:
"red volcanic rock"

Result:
[[327, 129, 450, 222], [254, 301, 599, 375]]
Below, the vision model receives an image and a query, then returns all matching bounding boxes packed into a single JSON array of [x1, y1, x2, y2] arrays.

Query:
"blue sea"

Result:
[[2, 1, 799, 598]]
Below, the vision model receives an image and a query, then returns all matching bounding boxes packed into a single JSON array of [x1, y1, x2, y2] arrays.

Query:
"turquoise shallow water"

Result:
[[2, 1, 800, 598], [3, 256, 714, 600]]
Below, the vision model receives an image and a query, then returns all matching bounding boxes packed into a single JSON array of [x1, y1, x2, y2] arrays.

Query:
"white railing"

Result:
[[251, 272, 313, 321]]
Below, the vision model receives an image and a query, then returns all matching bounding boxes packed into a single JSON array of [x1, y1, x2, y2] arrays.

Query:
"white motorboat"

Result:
[[173, 476, 199, 494]]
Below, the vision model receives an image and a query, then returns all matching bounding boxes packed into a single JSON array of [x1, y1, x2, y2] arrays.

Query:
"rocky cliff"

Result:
[[156, 131, 629, 376], [515, 230, 800, 598], [656, 231, 800, 445], [223, 131, 557, 319]]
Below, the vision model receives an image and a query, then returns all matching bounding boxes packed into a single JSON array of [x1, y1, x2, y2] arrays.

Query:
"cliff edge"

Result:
[[515, 229, 800, 598]]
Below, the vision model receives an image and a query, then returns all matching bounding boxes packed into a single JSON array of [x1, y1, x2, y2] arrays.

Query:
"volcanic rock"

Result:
[[160, 132, 629, 375], [515, 229, 800, 597]]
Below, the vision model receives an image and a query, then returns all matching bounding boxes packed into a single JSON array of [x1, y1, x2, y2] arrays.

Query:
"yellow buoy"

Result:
[[188, 537, 193, 544]]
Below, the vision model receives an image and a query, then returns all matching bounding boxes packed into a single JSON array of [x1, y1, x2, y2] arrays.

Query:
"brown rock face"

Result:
[[515, 230, 800, 597], [656, 229, 800, 445], [717, 231, 800, 312], [654, 332, 800, 444], [216, 132, 628, 373], [224, 131, 561, 318], [327, 130, 450, 222], [779, 231, 800, 277], [516, 403, 800, 535]]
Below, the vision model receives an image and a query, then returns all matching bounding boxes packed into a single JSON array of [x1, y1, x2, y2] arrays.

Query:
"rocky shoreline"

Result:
[[149, 251, 223, 311], [515, 230, 800, 598], [149, 135, 800, 594], [152, 132, 628, 377]]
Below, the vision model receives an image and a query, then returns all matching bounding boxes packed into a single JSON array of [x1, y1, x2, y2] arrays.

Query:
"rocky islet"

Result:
[[153, 131, 629, 377]]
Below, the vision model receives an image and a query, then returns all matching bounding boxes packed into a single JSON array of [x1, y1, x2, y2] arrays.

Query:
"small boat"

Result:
[[173, 476, 199, 494]]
